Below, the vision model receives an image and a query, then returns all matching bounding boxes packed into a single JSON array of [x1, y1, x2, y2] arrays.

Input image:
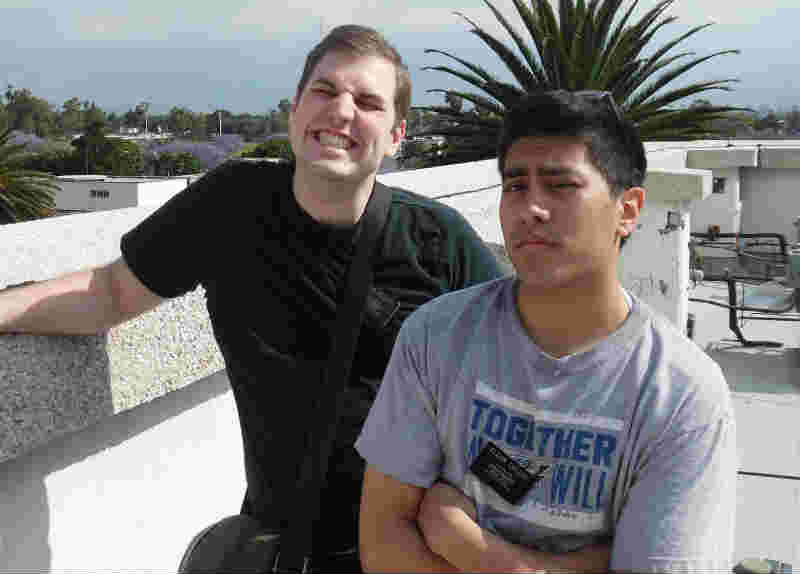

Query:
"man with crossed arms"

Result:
[[357, 91, 737, 573]]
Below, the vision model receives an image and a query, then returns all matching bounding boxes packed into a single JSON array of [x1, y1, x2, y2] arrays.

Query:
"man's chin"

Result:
[[301, 157, 374, 182]]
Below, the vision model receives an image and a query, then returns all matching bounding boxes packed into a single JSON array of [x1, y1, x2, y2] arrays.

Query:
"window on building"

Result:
[[712, 177, 726, 194]]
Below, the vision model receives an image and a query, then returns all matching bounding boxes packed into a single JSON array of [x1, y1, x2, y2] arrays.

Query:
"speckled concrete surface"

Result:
[[106, 288, 224, 413], [0, 289, 224, 464], [0, 208, 224, 464], [0, 332, 111, 463]]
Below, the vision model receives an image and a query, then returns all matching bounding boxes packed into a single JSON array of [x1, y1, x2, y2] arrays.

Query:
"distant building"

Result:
[[53, 174, 203, 215], [647, 140, 800, 244]]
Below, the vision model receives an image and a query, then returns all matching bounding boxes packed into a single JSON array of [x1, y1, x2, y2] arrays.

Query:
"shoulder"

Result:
[[381, 183, 478, 236], [402, 277, 510, 338], [199, 158, 292, 188], [630, 295, 732, 424]]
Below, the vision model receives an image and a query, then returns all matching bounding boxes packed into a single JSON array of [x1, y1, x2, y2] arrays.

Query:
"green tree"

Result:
[[60, 97, 84, 136], [106, 112, 122, 133], [168, 107, 194, 135], [3, 85, 56, 138], [410, 0, 746, 165], [238, 138, 295, 162], [0, 128, 58, 222], [107, 140, 145, 175], [72, 105, 107, 173], [190, 112, 208, 140], [445, 92, 464, 113], [123, 108, 139, 130], [152, 151, 202, 175]]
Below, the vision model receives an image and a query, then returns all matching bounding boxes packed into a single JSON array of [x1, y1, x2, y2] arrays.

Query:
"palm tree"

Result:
[[0, 128, 58, 223], [407, 0, 747, 166]]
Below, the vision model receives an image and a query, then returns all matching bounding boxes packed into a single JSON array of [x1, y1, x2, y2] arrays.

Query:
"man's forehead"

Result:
[[504, 136, 590, 175], [308, 50, 395, 92]]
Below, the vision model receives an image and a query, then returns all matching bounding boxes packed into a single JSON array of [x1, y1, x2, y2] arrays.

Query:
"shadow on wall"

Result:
[[0, 363, 230, 572]]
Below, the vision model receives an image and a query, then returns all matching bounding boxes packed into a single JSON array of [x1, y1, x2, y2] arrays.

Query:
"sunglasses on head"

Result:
[[544, 90, 623, 121]]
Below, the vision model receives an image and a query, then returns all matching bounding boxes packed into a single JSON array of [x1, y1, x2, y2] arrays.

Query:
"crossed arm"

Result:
[[359, 465, 612, 573]]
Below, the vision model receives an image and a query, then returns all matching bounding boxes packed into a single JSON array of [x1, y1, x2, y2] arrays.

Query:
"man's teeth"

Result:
[[317, 132, 353, 149]]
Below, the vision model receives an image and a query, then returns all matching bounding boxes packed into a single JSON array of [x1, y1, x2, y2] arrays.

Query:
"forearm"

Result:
[[0, 266, 119, 335], [418, 484, 610, 573], [360, 516, 460, 573], [439, 528, 611, 574]]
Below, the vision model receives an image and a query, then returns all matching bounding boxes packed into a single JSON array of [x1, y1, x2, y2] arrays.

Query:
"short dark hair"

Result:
[[295, 25, 411, 127], [497, 91, 646, 249]]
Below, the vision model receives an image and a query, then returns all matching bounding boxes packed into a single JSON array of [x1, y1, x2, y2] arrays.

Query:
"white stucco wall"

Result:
[[740, 167, 800, 243], [55, 178, 139, 212], [690, 167, 742, 235], [617, 200, 692, 329], [377, 158, 499, 200], [645, 146, 689, 170], [136, 178, 190, 206], [55, 177, 190, 213]]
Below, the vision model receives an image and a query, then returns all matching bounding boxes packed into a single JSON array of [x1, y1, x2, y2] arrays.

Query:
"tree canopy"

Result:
[[409, 0, 748, 166]]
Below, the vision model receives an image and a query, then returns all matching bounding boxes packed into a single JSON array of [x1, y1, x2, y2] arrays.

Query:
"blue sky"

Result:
[[2, 0, 798, 115]]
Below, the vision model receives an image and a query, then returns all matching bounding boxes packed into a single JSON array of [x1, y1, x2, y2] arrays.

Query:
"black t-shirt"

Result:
[[120, 159, 502, 551]]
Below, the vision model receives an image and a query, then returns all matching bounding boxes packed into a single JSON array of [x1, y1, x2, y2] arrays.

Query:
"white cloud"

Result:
[[229, 1, 478, 37]]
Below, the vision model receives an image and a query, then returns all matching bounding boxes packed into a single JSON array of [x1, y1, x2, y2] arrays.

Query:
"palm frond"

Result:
[[425, 89, 506, 117], [479, 0, 547, 87], [628, 52, 741, 111], [0, 127, 57, 221], [412, 0, 745, 164], [458, 14, 540, 91], [424, 48, 498, 85]]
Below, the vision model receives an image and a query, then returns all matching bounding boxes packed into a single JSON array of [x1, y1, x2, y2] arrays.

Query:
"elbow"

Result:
[[359, 534, 396, 574], [359, 551, 380, 574], [416, 493, 444, 556], [359, 516, 424, 573], [358, 540, 379, 574]]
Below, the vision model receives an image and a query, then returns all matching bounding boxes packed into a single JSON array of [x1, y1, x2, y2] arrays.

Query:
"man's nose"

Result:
[[327, 92, 356, 123], [519, 188, 551, 223]]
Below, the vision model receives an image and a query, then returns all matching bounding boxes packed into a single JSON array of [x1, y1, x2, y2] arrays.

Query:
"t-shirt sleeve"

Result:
[[355, 305, 443, 488], [120, 161, 238, 298], [610, 410, 738, 573]]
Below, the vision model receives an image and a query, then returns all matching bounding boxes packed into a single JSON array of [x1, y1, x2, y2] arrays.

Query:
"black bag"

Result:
[[178, 185, 392, 574], [178, 515, 280, 574]]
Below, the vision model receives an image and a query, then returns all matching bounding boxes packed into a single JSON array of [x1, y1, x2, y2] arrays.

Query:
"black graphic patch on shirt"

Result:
[[470, 441, 552, 504]]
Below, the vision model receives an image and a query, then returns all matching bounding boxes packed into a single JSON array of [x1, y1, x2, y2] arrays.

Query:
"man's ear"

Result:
[[618, 186, 646, 237], [386, 119, 407, 157]]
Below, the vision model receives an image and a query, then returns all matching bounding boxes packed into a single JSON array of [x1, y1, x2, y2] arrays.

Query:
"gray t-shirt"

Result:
[[356, 277, 737, 573]]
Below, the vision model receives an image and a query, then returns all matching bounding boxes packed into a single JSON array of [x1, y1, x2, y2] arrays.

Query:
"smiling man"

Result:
[[357, 91, 738, 573], [0, 25, 503, 572]]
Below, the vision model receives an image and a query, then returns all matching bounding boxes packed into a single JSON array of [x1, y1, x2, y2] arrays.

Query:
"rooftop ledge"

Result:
[[0, 161, 709, 464], [643, 167, 712, 202], [0, 207, 225, 464]]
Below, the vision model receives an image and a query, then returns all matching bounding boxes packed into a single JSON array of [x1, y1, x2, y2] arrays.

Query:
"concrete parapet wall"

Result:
[[1, 160, 708, 465], [0, 208, 225, 464]]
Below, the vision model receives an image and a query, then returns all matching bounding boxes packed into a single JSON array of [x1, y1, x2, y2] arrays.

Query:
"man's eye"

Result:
[[550, 182, 578, 190], [358, 100, 383, 111], [313, 87, 334, 96], [503, 182, 526, 193]]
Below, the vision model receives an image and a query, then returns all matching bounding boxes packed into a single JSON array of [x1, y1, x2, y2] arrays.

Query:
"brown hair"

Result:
[[295, 25, 411, 127]]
